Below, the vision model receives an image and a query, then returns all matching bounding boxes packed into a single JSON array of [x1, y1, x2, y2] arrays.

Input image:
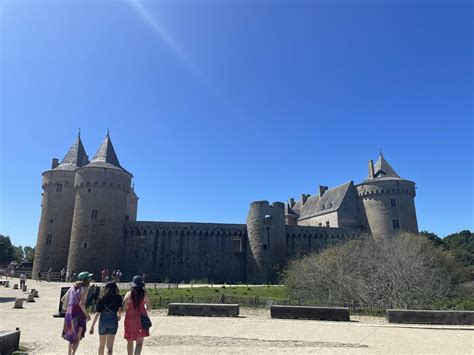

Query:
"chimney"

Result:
[[52, 158, 59, 169], [368, 160, 375, 179], [319, 185, 328, 197], [301, 194, 308, 205], [288, 198, 295, 208]]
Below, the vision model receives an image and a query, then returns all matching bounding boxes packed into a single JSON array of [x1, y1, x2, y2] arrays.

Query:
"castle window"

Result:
[[390, 199, 396, 207], [125, 215, 129, 221], [50, 219, 54, 223], [233, 237, 242, 253], [91, 209, 98, 220], [263, 244, 268, 250], [392, 219, 400, 229], [326, 221, 330, 227], [88, 188, 91, 193], [82, 242, 88, 249], [46, 234, 52, 245], [56, 184, 62, 192], [318, 223, 322, 227]]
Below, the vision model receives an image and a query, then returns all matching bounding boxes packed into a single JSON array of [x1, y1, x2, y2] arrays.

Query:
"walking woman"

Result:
[[61, 271, 93, 355], [90, 282, 123, 354], [124, 275, 151, 355]]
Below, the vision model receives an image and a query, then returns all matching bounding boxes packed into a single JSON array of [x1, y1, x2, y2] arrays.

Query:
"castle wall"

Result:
[[297, 211, 339, 227], [33, 170, 76, 274], [285, 225, 362, 260], [123, 222, 247, 283]]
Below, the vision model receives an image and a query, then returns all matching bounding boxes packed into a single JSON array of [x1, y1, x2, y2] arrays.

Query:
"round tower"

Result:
[[246, 200, 286, 284], [356, 155, 418, 237], [67, 134, 132, 276], [33, 135, 89, 275]]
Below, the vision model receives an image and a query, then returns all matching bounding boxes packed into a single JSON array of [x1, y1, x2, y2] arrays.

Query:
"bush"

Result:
[[283, 233, 455, 308]]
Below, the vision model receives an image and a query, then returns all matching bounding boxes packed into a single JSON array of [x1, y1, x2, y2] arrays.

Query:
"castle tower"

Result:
[[246, 201, 286, 283], [356, 154, 418, 237], [67, 133, 133, 275], [32, 134, 89, 275]]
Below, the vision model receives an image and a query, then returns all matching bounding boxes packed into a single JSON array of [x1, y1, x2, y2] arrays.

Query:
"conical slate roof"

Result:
[[54, 135, 89, 171], [87, 134, 129, 173], [367, 155, 401, 180]]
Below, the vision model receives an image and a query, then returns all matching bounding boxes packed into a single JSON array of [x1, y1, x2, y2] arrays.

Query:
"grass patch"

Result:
[[121, 285, 288, 308]]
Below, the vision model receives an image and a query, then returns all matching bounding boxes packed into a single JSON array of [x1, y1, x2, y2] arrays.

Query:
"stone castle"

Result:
[[33, 134, 418, 283]]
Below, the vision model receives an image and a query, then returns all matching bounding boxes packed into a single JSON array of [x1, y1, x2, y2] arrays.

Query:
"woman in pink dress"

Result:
[[124, 275, 151, 355]]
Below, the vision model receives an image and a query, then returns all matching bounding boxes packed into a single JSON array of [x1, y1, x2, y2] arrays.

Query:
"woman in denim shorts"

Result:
[[90, 282, 123, 354]]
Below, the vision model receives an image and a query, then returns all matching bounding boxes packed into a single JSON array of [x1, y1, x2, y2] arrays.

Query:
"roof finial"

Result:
[[379, 147, 383, 157], [78, 128, 81, 138], [106, 128, 110, 137]]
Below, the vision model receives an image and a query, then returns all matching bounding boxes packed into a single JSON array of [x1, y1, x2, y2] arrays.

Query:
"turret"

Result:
[[356, 154, 418, 237], [33, 134, 89, 275], [246, 200, 286, 283], [67, 133, 134, 275]]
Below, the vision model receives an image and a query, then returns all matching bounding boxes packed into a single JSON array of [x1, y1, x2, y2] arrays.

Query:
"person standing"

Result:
[[60, 268, 66, 282], [123, 276, 151, 355], [61, 271, 93, 355], [90, 282, 123, 355], [47, 268, 53, 282], [19, 273, 27, 290], [101, 269, 107, 284], [37, 270, 42, 282]]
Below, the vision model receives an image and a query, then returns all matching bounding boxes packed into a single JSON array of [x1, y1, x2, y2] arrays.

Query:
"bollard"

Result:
[[33, 289, 39, 298], [27, 294, 35, 302], [13, 298, 25, 308], [4, 281, 9, 287], [13, 284, 19, 290], [23, 285, 27, 292]]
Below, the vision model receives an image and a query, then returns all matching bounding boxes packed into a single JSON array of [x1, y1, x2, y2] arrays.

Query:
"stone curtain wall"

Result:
[[285, 225, 362, 259], [124, 222, 247, 283]]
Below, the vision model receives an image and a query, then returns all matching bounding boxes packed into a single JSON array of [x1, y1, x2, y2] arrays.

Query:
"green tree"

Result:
[[23, 246, 35, 263], [0, 235, 16, 263]]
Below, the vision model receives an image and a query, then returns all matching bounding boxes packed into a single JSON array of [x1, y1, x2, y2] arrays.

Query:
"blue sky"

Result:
[[0, 0, 472, 246]]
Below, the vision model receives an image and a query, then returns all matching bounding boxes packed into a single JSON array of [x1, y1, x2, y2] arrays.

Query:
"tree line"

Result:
[[0, 234, 35, 264], [283, 230, 473, 310]]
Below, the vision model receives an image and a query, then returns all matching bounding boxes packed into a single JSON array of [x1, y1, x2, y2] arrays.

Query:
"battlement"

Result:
[[125, 221, 247, 237]]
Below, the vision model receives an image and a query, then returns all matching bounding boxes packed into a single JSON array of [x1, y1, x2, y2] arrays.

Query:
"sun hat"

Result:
[[77, 271, 93, 281], [130, 275, 145, 288]]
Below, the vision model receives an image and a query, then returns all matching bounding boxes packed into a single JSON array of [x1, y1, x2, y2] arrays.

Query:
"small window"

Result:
[[392, 219, 400, 229], [82, 242, 88, 249], [263, 244, 267, 250], [125, 215, 129, 221], [318, 223, 322, 227], [390, 199, 396, 207], [56, 184, 62, 192], [233, 237, 242, 253], [50, 219, 54, 223], [326, 221, 330, 227], [46, 234, 52, 245], [88, 188, 91, 193], [91, 209, 98, 220]]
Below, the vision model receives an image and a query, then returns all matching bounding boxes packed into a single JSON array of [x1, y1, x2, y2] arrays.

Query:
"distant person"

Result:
[[112, 269, 117, 282], [61, 271, 93, 355], [37, 270, 42, 282], [101, 269, 107, 284], [124, 275, 151, 355], [19, 273, 27, 290], [116, 269, 122, 282], [47, 268, 53, 282], [90, 282, 123, 355], [60, 268, 66, 282], [66, 269, 71, 282], [10, 268, 15, 279]]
